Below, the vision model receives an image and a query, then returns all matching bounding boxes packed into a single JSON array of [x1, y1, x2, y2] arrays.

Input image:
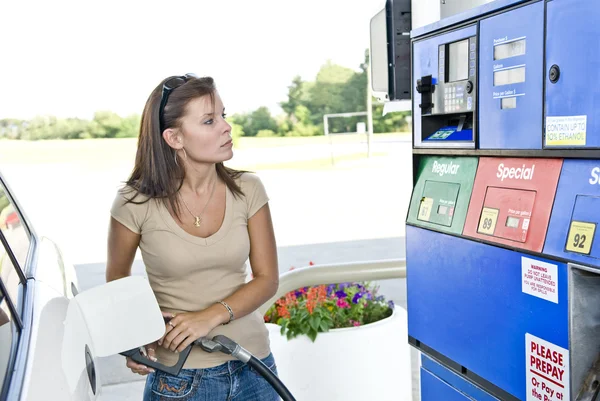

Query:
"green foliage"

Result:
[[230, 122, 244, 147], [372, 104, 410, 133], [285, 122, 319, 137], [1, 112, 141, 141], [232, 107, 278, 137], [280, 75, 305, 117]]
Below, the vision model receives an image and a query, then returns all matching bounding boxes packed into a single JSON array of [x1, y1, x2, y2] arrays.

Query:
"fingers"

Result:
[[147, 343, 158, 363], [125, 357, 155, 375], [158, 321, 176, 347], [162, 311, 176, 320], [160, 323, 191, 352], [169, 331, 191, 353], [161, 325, 183, 351], [175, 335, 197, 353]]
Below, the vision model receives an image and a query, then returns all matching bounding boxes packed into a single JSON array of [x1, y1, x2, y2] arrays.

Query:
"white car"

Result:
[[0, 171, 163, 401]]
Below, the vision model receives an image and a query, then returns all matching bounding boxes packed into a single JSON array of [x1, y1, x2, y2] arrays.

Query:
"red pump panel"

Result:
[[463, 157, 563, 252]]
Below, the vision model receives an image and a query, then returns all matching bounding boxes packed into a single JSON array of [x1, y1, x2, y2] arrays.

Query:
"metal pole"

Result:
[[324, 115, 334, 166], [367, 62, 374, 158]]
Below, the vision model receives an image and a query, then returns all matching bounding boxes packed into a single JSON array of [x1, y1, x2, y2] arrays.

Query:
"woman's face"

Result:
[[178, 91, 233, 164]]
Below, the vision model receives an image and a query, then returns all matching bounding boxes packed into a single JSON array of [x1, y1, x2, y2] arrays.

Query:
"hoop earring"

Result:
[[182, 148, 188, 161]]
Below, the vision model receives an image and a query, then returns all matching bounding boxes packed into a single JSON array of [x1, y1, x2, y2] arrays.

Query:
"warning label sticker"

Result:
[[546, 115, 587, 146], [522, 257, 558, 304], [526, 333, 569, 401]]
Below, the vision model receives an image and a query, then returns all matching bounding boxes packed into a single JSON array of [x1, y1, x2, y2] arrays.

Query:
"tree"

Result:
[[232, 107, 278, 137], [92, 111, 123, 138], [280, 75, 305, 118]]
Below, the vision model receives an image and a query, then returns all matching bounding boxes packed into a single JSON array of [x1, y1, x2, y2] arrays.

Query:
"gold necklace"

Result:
[[179, 178, 217, 227]]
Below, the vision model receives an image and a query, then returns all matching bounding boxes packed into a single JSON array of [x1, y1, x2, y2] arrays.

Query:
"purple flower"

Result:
[[352, 292, 365, 304], [388, 300, 395, 309], [295, 290, 303, 298], [375, 295, 385, 302], [335, 290, 347, 299], [339, 282, 350, 290], [365, 292, 373, 300], [326, 284, 336, 296]]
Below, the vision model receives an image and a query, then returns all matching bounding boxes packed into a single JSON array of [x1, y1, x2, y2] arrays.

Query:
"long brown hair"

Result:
[[124, 75, 246, 219]]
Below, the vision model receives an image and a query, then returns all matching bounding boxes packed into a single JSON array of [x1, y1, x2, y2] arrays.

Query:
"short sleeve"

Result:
[[244, 174, 269, 219], [110, 188, 150, 234]]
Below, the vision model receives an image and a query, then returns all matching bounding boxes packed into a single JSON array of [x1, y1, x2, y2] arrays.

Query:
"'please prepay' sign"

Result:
[[526, 333, 569, 401]]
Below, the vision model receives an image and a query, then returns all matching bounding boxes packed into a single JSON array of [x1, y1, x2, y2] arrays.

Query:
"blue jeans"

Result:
[[142, 353, 280, 401]]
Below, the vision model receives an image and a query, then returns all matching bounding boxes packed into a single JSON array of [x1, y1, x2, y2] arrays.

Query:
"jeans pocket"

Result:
[[151, 369, 199, 399]]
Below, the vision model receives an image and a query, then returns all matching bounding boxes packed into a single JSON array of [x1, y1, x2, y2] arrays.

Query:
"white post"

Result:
[[367, 62, 374, 158]]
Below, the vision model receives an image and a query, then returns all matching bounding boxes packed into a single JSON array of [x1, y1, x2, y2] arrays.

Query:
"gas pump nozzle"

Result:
[[576, 353, 600, 401], [119, 342, 193, 376], [122, 334, 297, 401]]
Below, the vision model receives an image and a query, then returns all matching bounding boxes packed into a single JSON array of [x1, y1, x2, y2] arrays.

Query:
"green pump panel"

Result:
[[407, 156, 479, 235]]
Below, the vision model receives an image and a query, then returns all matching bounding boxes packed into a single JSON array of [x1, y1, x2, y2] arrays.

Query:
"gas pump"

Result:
[[371, 0, 600, 400]]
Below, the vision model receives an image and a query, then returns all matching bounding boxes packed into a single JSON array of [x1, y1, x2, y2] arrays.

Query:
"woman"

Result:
[[106, 74, 280, 400]]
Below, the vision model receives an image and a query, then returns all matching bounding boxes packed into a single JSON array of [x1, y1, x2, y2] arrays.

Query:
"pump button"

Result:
[[466, 81, 474, 94]]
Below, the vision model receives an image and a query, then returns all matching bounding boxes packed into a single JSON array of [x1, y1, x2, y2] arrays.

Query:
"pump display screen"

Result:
[[448, 39, 469, 82], [494, 66, 526, 86], [506, 216, 520, 228], [494, 39, 526, 60]]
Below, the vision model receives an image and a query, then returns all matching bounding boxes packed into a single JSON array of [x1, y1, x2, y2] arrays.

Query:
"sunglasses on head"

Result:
[[159, 73, 198, 130]]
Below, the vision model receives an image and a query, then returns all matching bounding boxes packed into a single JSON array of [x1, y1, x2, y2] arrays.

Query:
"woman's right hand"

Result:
[[125, 342, 158, 375]]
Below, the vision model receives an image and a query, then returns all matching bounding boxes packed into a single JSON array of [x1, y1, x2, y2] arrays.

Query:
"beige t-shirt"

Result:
[[110, 172, 271, 369]]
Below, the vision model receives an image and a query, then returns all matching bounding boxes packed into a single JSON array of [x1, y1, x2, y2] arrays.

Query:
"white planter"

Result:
[[266, 306, 413, 401]]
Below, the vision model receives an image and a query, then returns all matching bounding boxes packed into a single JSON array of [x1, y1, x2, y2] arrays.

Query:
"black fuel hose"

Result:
[[246, 355, 296, 401], [198, 335, 296, 401]]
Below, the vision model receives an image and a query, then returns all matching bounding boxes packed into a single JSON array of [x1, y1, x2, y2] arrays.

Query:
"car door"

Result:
[[0, 173, 98, 401]]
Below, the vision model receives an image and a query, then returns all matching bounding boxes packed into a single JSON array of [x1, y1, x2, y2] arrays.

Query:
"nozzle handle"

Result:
[[120, 345, 192, 376]]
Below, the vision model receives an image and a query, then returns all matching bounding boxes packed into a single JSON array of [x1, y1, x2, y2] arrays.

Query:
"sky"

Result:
[[0, 0, 386, 120]]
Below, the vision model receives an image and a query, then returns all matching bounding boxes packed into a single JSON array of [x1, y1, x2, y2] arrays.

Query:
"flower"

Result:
[[352, 292, 365, 304], [264, 263, 393, 342], [336, 298, 350, 309], [326, 284, 336, 296]]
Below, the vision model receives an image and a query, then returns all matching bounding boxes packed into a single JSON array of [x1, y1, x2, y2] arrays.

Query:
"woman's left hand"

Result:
[[159, 310, 220, 353]]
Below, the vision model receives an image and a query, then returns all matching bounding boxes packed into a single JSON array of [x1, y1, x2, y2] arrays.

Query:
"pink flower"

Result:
[[352, 321, 361, 327], [336, 298, 350, 309]]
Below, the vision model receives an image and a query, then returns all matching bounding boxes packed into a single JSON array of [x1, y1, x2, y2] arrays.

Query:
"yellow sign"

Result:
[[566, 221, 596, 255], [545, 115, 587, 146], [477, 207, 499, 236], [418, 197, 433, 222]]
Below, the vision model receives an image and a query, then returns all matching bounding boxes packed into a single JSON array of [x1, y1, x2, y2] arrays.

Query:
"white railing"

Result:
[[258, 258, 407, 315]]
